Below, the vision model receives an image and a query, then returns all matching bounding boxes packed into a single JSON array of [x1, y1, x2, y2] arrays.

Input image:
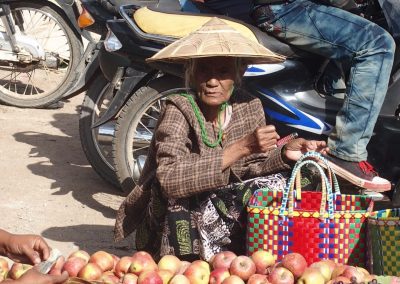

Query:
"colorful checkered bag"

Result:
[[247, 152, 374, 266], [367, 208, 400, 276]]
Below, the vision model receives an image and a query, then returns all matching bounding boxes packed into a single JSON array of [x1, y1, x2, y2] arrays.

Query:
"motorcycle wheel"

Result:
[[79, 75, 120, 189], [0, 1, 82, 108], [112, 76, 184, 192]]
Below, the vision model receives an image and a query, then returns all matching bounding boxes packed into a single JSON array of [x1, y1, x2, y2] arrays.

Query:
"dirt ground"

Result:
[[0, 94, 135, 259]]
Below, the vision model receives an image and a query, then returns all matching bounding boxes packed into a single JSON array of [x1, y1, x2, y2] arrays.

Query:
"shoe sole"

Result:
[[318, 160, 391, 192]]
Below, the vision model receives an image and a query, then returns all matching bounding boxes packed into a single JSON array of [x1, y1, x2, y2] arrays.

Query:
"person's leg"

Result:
[[254, 0, 396, 189]]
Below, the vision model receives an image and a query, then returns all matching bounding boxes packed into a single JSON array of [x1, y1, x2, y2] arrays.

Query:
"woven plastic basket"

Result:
[[368, 208, 400, 276], [247, 152, 374, 266]]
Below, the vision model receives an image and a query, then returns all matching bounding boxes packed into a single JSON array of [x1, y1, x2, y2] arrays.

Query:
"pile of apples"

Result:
[[0, 248, 394, 284]]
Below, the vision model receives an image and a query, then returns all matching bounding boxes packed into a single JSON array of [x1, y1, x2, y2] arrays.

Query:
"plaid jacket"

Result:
[[114, 89, 290, 241]]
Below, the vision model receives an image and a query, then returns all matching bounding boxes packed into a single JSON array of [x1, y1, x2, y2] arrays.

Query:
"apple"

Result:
[[170, 274, 191, 284], [191, 260, 210, 273], [157, 269, 174, 284], [0, 257, 9, 280], [177, 261, 191, 275], [229, 255, 256, 281], [89, 250, 114, 272], [184, 262, 210, 284], [77, 263, 102, 281], [130, 251, 158, 275], [7, 263, 32, 280], [309, 260, 336, 281], [297, 267, 325, 284], [221, 275, 245, 284], [268, 267, 294, 284], [247, 273, 271, 284], [251, 250, 275, 275], [68, 250, 90, 263], [115, 256, 134, 277], [341, 266, 366, 283], [62, 256, 87, 277], [111, 254, 120, 270], [212, 251, 237, 270], [137, 270, 163, 284], [209, 268, 230, 284], [364, 274, 378, 283], [122, 273, 139, 284], [101, 271, 120, 284], [330, 276, 351, 283], [331, 264, 347, 279], [158, 254, 181, 275], [281, 253, 307, 278]]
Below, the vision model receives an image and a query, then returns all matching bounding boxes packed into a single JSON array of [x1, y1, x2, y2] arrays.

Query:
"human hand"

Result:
[[11, 267, 68, 284], [283, 138, 329, 162], [240, 125, 280, 155], [3, 234, 50, 265]]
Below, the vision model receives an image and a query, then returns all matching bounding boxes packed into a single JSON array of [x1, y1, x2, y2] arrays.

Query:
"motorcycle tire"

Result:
[[79, 75, 120, 189], [112, 76, 184, 193], [0, 1, 82, 108]]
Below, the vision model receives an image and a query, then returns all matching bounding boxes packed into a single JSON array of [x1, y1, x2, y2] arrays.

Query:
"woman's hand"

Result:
[[241, 125, 280, 155], [2, 233, 50, 265], [283, 138, 329, 162]]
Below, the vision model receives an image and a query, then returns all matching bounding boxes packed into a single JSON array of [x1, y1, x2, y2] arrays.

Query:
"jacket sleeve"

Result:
[[155, 102, 230, 199]]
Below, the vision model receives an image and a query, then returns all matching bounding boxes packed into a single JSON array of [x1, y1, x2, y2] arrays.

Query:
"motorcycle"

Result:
[[77, 0, 182, 189], [0, 0, 90, 108], [98, 0, 399, 206]]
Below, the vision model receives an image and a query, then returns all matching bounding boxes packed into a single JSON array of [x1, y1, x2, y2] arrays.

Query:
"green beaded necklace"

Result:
[[180, 93, 228, 148]]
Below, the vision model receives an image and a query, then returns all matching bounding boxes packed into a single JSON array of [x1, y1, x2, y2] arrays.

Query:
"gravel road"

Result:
[[0, 94, 135, 259]]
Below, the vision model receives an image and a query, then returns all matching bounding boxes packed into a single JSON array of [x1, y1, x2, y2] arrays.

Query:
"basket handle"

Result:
[[279, 159, 335, 219], [295, 151, 340, 196]]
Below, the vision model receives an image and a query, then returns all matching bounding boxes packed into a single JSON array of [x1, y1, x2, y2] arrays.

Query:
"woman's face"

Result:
[[193, 57, 238, 107]]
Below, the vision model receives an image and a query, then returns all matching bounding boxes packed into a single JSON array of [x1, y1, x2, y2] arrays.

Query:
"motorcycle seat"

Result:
[[133, 6, 307, 58], [104, 0, 182, 13]]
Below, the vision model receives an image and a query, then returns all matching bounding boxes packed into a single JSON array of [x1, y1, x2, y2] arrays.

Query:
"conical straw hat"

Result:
[[146, 17, 285, 64]]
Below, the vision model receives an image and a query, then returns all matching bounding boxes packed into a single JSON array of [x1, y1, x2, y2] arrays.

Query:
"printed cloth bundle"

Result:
[[367, 208, 400, 276], [247, 152, 374, 266]]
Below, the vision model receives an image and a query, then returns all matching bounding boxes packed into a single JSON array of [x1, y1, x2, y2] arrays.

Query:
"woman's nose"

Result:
[[206, 77, 219, 87]]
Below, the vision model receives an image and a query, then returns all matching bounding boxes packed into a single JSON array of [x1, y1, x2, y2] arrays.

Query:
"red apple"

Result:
[[0, 257, 9, 280], [268, 267, 294, 284], [221, 275, 245, 284], [330, 276, 351, 283], [341, 266, 366, 283], [68, 250, 90, 263], [184, 262, 210, 284], [158, 254, 181, 275], [137, 270, 163, 284], [121, 273, 139, 284], [209, 268, 230, 284], [101, 271, 120, 284], [309, 260, 336, 281], [248, 274, 271, 284], [212, 251, 237, 270], [111, 254, 120, 270], [331, 264, 347, 279], [77, 263, 102, 281], [281, 253, 307, 279], [297, 267, 325, 284], [130, 251, 158, 275], [191, 260, 210, 273], [115, 256, 134, 278], [89, 250, 114, 272], [176, 261, 191, 275], [170, 274, 190, 284], [229, 256, 256, 281], [62, 256, 87, 277], [158, 269, 174, 284], [7, 263, 32, 280], [251, 250, 275, 275]]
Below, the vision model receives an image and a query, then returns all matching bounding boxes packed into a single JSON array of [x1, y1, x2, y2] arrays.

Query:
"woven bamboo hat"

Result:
[[146, 17, 285, 64]]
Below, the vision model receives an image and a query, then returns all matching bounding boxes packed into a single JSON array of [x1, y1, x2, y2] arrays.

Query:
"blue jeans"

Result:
[[254, 0, 396, 161]]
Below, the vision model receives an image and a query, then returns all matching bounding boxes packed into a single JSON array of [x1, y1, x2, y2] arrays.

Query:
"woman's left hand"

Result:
[[283, 138, 329, 162]]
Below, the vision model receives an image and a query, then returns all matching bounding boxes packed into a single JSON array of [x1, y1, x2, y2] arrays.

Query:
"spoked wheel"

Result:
[[112, 76, 184, 192], [79, 75, 120, 189], [0, 1, 82, 108]]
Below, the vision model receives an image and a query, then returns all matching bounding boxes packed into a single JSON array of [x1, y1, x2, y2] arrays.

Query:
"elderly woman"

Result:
[[114, 18, 328, 261]]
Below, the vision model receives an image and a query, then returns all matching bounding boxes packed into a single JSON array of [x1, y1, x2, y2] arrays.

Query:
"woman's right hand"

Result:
[[240, 125, 280, 155]]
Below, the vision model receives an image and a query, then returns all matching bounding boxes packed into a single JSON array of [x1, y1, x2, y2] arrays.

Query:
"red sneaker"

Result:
[[322, 155, 391, 192]]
